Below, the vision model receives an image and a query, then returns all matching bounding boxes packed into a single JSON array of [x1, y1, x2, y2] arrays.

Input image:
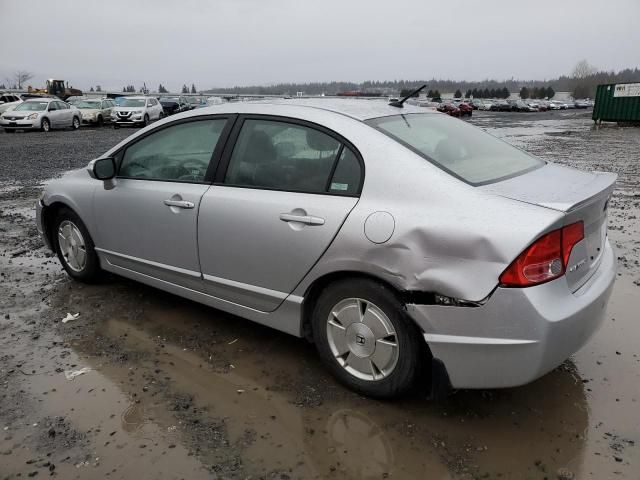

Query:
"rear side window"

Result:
[[119, 119, 227, 182], [224, 119, 343, 194], [367, 113, 542, 185], [329, 147, 361, 195]]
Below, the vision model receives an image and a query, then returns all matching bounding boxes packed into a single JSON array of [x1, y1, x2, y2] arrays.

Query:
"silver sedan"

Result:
[[36, 99, 616, 398]]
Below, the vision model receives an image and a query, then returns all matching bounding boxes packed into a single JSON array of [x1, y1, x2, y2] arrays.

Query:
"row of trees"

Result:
[[181, 84, 198, 94], [519, 86, 555, 99]]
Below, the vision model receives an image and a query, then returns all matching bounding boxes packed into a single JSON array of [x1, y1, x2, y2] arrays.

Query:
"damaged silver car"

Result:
[[36, 98, 616, 398]]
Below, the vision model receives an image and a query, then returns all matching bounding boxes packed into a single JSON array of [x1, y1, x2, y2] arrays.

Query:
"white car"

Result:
[[0, 98, 81, 132], [111, 96, 163, 128], [76, 98, 116, 126], [0, 93, 23, 115]]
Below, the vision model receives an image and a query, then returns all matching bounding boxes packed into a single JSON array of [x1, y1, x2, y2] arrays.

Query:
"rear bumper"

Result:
[[406, 240, 616, 389]]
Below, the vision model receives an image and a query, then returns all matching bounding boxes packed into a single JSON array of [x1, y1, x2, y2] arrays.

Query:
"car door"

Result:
[[93, 116, 232, 290], [45, 101, 60, 126], [58, 101, 73, 126], [198, 116, 364, 312], [101, 100, 111, 120]]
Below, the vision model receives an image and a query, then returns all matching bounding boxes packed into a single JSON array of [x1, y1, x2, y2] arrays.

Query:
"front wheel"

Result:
[[312, 278, 425, 398], [41, 118, 51, 132], [52, 208, 102, 283], [71, 116, 80, 130], [143, 114, 149, 127]]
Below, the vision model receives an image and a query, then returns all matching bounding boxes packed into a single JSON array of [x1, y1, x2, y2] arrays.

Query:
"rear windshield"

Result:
[[366, 113, 543, 185]]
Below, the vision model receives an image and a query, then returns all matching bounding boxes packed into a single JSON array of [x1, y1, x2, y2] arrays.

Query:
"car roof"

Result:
[[180, 98, 433, 121], [25, 98, 54, 102]]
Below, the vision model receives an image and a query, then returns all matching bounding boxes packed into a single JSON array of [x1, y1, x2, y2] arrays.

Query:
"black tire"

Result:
[[52, 207, 102, 283], [4, 129, 16, 133], [97, 116, 104, 127], [113, 123, 120, 129], [41, 118, 51, 132], [311, 278, 426, 398], [71, 116, 80, 130], [143, 114, 149, 127]]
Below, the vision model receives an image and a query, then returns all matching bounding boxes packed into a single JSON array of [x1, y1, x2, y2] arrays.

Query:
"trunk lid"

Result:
[[481, 163, 616, 292]]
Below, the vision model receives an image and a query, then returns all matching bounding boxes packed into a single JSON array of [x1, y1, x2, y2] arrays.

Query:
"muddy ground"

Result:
[[0, 111, 639, 479]]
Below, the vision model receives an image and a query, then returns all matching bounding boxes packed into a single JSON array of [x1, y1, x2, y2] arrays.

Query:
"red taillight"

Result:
[[499, 221, 584, 287]]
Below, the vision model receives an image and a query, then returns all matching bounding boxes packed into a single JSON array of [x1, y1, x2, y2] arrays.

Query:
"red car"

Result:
[[437, 103, 461, 117], [457, 102, 473, 117]]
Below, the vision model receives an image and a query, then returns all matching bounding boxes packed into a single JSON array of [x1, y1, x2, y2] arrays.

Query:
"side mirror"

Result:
[[92, 157, 117, 180]]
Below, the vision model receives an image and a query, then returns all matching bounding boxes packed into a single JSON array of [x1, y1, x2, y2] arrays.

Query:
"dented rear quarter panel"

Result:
[[292, 119, 565, 303]]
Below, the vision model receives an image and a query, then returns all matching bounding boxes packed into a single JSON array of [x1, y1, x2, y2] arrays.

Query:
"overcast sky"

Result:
[[1, 0, 638, 92]]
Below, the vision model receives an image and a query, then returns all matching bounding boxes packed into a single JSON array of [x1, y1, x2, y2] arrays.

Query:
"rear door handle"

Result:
[[164, 199, 195, 209], [279, 213, 325, 226]]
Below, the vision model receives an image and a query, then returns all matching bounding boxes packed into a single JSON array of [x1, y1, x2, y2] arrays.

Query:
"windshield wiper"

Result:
[[389, 84, 427, 108]]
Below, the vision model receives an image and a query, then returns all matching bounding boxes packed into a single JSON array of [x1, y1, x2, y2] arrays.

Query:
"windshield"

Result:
[[121, 99, 145, 107], [15, 102, 48, 111], [366, 113, 543, 185], [77, 101, 101, 109]]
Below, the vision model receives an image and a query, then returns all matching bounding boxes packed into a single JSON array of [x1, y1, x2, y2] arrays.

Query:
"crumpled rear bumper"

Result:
[[406, 240, 616, 389]]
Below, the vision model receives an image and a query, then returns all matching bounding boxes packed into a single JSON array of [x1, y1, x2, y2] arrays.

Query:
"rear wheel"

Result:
[[312, 278, 425, 398], [52, 208, 101, 283], [41, 118, 51, 132]]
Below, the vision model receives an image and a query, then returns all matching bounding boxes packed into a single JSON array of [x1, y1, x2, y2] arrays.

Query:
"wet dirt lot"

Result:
[[0, 111, 639, 479]]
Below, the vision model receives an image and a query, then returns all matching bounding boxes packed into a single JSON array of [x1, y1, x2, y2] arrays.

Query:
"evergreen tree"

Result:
[[483, 88, 490, 98], [501, 87, 510, 99], [89, 87, 95, 92], [427, 89, 434, 97], [465, 89, 471, 98], [123, 87, 126, 92], [182, 84, 188, 93], [546, 86, 555, 99], [519, 87, 529, 99], [433, 90, 441, 99], [191, 84, 197, 94], [96, 85, 102, 92], [454, 89, 462, 98]]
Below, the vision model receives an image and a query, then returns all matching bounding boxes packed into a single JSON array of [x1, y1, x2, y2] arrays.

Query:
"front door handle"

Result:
[[164, 199, 195, 209], [279, 213, 325, 226]]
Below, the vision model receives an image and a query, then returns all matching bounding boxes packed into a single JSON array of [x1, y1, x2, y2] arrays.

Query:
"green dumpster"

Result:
[[592, 82, 640, 123]]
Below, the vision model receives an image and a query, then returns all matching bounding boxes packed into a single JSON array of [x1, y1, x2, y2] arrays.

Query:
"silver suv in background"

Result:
[[111, 96, 163, 128]]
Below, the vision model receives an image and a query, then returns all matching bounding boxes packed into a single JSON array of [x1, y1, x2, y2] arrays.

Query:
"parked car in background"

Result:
[[437, 102, 461, 117], [76, 98, 116, 126], [0, 98, 80, 132], [515, 100, 536, 112], [36, 100, 617, 398], [458, 102, 473, 116], [186, 96, 206, 109], [471, 99, 491, 110], [574, 100, 591, 109], [0, 93, 23, 114], [490, 100, 512, 112], [111, 96, 164, 127], [159, 96, 190, 116]]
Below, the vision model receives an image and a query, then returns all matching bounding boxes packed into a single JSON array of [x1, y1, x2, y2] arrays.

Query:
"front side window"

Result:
[[119, 119, 227, 182], [57, 102, 69, 110], [224, 119, 342, 193], [367, 113, 542, 185]]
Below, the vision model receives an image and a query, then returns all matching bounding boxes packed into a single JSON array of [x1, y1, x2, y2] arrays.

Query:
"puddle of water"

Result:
[[36, 275, 636, 479]]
